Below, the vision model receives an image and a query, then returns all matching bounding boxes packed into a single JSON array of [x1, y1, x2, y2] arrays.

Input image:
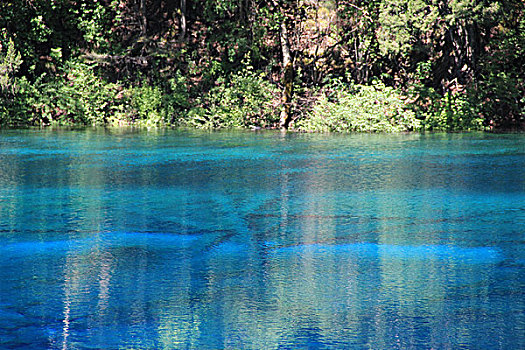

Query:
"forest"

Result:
[[0, 0, 524, 131]]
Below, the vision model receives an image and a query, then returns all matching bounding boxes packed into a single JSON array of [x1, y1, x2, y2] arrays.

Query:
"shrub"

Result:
[[0, 32, 22, 95], [1, 53, 190, 127], [26, 60, 120, 126], [297, 80, 421, 132], [0, 32, 25, 125], [422, 91, 484, 131], [128, 85, 164, 126], [161, 73, 191, 125], [184, 69, 280, 129], [114, 74, 191, 127]]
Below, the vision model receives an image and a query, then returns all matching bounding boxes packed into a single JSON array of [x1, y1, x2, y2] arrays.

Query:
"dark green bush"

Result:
[[21, 60, 121, 126], [184, 69, 280, 129], [422, 91, 484, 131]]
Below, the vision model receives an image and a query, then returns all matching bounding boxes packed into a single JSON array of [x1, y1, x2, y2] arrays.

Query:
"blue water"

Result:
[[0, 128, 524, 349]]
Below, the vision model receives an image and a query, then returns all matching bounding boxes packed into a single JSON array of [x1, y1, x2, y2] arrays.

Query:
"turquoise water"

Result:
[[0, 128, 524, 349]]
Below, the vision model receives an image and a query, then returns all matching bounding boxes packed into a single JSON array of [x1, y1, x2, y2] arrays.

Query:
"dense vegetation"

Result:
[[1, 0, 524, 131]]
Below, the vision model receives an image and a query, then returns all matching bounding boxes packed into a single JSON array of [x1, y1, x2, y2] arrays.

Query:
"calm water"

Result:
[[0, 128, 524, 349]]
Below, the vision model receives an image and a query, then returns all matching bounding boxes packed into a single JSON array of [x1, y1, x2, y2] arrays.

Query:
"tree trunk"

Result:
[[140, 0, 147, 36], [180, 0, 187, 40], [279, 21, 294, 129]]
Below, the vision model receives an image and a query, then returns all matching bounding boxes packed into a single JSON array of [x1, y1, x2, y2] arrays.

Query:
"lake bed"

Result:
[[1, 129, 524, 349]]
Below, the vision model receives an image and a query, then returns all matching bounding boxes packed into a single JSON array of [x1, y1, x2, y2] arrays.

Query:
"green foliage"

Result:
[[477, 70, 525, 128], [422, 91, 484, 131], [185, 69, 279, 129], [72, 1, 110, 48], [377, 0, 500, 56], [0, 31, 22, 95], [297, 80, 421, 132], [161, 73, 191, 124], [1, 0, 524, 131], [130, 85, 163, 122], [475, 5, 525, 128], [29, 15, 52, 43], [1, 76, 37, 126], [377, 0, 439, 55], [114, 72, 193, 127], [0, 32, 25, 125], [25, 60, 120, 126], [1, 52, 190, 127]]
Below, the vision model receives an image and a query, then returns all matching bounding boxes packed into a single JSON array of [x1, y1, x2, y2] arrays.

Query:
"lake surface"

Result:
[[0, 128, 524, 349]]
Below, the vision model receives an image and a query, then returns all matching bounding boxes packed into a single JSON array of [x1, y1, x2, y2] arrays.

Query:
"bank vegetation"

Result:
[[1, 1, 524, 132]]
